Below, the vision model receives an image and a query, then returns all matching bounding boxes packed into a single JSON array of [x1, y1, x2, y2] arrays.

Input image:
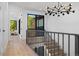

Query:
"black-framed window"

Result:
[[27, 14, 44, 30]]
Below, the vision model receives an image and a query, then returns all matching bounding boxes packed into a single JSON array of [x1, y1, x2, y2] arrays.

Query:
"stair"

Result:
[[44, 40, 64, 56], [27, 36, 65, 56], [49, 49, 64, 56], [27, 36, 44, 44]]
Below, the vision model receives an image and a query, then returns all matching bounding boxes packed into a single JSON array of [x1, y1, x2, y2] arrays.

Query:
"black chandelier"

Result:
[[45, 2, 75, 17]]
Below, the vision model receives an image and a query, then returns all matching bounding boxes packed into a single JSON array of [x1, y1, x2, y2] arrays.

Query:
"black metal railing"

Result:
[[26, 30, 79, 56]]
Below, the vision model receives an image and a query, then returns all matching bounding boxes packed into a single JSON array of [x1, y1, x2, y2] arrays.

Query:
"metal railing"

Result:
[[26, 30, 79, 56]]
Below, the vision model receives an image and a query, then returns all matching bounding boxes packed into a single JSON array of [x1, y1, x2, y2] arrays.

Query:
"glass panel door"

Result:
[[36, 15, 44, 36], [27, 15, 36, 30], [27, 14, 44, 37], [27, 15, 36, 36], [37, 17, 44, 30]]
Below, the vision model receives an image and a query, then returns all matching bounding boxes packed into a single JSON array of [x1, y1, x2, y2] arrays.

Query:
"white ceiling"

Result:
[[8, 2, 79, 12], [8, 2, 58, 12]]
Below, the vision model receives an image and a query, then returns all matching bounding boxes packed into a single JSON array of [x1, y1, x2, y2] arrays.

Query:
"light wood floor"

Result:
[[3, 35, 37, 56]]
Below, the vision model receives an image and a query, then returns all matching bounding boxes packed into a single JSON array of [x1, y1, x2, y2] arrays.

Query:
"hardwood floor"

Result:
[[3, 35, 37, 56]]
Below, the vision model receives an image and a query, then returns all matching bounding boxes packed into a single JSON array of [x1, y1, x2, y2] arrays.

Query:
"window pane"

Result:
[[28, 15, 35, 29]]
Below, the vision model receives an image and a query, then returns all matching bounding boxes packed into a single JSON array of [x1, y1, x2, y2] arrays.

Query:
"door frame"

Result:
[[18, 19, 21, 34], [27, 14, 44, 31]]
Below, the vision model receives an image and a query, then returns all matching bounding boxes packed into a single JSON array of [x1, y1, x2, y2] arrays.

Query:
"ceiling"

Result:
[[8, 2, 58, 12], [8, 2, 78, 12]]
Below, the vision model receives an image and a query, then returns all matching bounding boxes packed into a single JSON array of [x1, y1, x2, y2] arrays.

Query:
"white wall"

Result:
[[8, 3, 22, 36], [8, 3, 45, 40], [45, 2, 79, 56], [45, 2, 79, 34], [8, 3, 26, 39]]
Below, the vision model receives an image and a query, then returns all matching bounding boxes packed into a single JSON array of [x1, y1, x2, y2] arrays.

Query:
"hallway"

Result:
[[3, 35, 37, 56]]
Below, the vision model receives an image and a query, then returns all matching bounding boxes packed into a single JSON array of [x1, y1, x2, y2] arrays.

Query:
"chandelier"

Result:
[[45, 2, 75, 17]]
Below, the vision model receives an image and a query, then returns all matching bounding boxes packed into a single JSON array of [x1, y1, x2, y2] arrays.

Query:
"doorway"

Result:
[[27, 14, 44, 36], [10, 20, 17, 35]]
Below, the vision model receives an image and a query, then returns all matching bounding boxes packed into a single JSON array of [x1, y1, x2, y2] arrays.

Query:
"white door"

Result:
[[0, 3, 3, 55], [0, 2, 8, 55]]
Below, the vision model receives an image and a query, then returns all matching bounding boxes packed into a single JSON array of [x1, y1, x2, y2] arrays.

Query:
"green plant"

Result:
[[10, 20, 17, 32]]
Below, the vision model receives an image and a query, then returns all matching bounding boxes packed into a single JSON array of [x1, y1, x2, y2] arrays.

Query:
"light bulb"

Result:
[[69, 3, 72, 6], [62, 13, 65, 15], [49, 13, 52, 15], [61, 12, 62, 13], [47, 10, 50, 13], [72, 10, 75, 13], [45, 13, 47, 15], [58, 15, 60, 17], [67, 11, 69, 14], [55, 13, 57, 14], [53, 14, 55, 16], [47, 7, 49, 9], [54, 6, 56, 8]]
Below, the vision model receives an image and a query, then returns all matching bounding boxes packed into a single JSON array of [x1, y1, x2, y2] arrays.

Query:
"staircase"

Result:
[[44, 41, 64, 56], [26, 36, 64, 56], [26, 30, 65, 56], [26, 30, 78, 56]]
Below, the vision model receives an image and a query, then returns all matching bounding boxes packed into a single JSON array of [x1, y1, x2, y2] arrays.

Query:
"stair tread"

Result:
[[46, 46, 59, 49], [45, 42, 58, 46], [50, 53, 64, 56], [49, 51, 64, 56], [46, 43, 58, 46], [45, 43, 59, 49], [49, 49, 64, 54], [45, 40, 54, 43]]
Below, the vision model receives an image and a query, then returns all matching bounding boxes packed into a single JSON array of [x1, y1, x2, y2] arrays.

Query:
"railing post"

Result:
[[50, 32, 52, 56], [68, 34, 70, 56], [75, 34, 78, 56], [47, 32, 49, 56], [26, 30, 28, 44], [58, 33, 59, 56], [62, 34, 64, 56], [54, 33, 55, 56], [44, 31, 46, 56], [75, 35, 76, 56], [26, 30, 27, 44], [44, 31, 45, 42]]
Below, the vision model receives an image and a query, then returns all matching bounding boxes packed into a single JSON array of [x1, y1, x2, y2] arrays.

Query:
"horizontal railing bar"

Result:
[[46, 31, 79, 35], [27, 42, 44, 45], [27, 41, 54, 45], [26, 30, 79, 35], [27, 36, 44, 37]]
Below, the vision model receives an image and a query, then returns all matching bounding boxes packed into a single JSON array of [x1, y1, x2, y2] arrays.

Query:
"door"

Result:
[[36, 15, 44, 36], [27, 15, 36, 36], [0, 3, 8, 55], [36, 15, 44, 30], [0, 3, 3, 53], [1, 3, 8, 54]]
